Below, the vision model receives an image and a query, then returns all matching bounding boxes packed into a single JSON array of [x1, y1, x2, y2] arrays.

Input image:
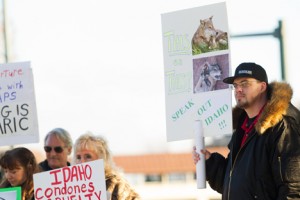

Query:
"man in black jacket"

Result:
[[193, 62, 300, 199]]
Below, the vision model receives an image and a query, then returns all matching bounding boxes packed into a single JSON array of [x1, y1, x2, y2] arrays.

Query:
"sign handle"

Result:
[[195, 120, 206, 189]]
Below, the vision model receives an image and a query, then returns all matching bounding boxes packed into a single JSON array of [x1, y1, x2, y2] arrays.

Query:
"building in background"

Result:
[[114, 146, 228, 200]]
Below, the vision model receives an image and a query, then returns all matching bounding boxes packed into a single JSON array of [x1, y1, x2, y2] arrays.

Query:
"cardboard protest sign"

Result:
[[161, 2, 232, 141], [0, 61, 39, 146], [0, 187, 21, 200], [33, 159, 107, 200]]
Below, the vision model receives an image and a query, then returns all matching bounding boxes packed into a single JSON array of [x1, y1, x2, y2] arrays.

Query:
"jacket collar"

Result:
[[232, 81, 292, 135]]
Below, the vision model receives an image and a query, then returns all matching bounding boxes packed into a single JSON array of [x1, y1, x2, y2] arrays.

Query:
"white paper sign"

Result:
[[161, 2, 233, 141], [0, 61, 39, 146], [33, 159, 107, 200], [0, 187, 21, 200]]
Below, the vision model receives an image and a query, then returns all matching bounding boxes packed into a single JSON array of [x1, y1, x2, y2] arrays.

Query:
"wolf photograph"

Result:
[[192, 16, 228, 55], [193, 54, 229, 93]]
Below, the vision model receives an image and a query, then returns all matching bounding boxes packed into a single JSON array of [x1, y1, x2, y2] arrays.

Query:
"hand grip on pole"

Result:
[[195, 120, 206, 189]]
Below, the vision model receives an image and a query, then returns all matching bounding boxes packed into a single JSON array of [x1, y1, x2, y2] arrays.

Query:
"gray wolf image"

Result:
[[194, 62, 222, 93], [192, 16, 228, 55]]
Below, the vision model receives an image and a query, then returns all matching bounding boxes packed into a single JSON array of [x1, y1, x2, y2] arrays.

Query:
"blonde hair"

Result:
[[73, 132, 115, 170]]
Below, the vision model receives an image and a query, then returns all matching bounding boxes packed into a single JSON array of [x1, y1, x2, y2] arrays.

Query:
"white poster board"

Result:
[[0, 187, 21, 200], [161, 2, 232, 141], [33, 159, 107, 200], [0, 61, 39, 146]]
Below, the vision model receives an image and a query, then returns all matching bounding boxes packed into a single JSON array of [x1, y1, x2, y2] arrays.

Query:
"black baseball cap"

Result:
[[223, 62, 268, 84]]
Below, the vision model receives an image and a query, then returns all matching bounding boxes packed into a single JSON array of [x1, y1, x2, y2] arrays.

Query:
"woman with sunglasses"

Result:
[[0, 147, 41, 200], [39, 128, 73, 171], [73, 132, 140, 200]]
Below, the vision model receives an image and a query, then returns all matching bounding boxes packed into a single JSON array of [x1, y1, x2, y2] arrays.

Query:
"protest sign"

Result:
[[0, 61, 39, 146], [161, 2, 232, 141], [33, 159, 107, 200], [0, 187, 21, 200]]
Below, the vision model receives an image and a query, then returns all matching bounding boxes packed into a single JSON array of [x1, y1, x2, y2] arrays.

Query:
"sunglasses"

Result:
[[44, 146, 65, 153]]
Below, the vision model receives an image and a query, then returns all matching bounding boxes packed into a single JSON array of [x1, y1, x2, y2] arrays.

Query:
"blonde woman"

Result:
[[73, 132, 140, 200]]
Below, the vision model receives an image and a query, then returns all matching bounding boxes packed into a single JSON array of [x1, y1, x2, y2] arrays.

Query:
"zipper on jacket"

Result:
[[227, 132, 255, 200], [278, 156, 283, 181], [228, 146, 242, 200]]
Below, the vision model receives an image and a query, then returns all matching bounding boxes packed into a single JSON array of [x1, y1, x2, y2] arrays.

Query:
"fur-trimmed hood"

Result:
[[232, 81, 293, 134]]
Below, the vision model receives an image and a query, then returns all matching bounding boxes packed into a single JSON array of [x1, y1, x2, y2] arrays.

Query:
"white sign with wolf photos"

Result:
[[161, 2, 232, 141]]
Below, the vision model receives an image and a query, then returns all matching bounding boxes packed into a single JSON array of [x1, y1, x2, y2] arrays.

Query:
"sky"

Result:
[[1, 0, 300, 155]]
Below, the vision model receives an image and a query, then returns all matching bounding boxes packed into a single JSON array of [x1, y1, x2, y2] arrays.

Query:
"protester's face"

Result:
[[4, 166, 26, 186], [44, 134, 71, 169], [232, 78, 266, 109], [75, 149, 99, 164]]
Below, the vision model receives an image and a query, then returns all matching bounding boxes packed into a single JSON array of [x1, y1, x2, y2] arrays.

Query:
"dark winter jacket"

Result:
[[38, 160, 71, 171], [206, 82, 300, 200]]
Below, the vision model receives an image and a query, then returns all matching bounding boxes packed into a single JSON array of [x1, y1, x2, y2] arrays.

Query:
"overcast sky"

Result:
[[1, 0, 299, 155]]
